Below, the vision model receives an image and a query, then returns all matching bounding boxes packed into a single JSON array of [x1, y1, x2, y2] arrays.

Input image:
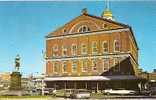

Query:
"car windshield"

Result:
[[75, 89, 90, 93], [114, 88, 125, 90]]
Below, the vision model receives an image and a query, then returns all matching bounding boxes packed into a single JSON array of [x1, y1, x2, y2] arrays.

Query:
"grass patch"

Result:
[[91, 93, 105, 99], [0, 95, 49, 99]]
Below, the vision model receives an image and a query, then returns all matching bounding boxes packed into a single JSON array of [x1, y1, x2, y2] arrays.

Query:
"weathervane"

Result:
[[15, 54, 20, 72], [106, 0, 110, 10]]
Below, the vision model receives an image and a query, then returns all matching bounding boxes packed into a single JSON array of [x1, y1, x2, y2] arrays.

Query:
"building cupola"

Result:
[[101, 0, 114, 20]]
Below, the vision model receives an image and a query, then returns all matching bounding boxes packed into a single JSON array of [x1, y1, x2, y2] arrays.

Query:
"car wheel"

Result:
[[106, 92, 110, 95]]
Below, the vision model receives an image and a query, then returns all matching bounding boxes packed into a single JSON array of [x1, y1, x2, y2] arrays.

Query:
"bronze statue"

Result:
[[15, 54, 20, 72]]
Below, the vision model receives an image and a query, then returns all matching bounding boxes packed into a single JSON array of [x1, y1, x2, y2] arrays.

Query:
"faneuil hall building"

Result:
[[44, 4, 146, 92]]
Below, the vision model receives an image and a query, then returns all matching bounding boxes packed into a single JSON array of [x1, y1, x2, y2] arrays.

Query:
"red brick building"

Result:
[[44, 8, 145, 91]]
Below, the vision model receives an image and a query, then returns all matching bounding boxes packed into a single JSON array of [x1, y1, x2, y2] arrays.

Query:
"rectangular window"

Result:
[[103, 41, 108, 53], [81, 59, 88, 72], [53, 62, 59, 73], [62, 46, 68, 57], [52, 45, 58, 57], [92, 42, 98, 54], [62, 61, 67, 73], [72, 60, 77, 72], [71, 44, 77, 56], [92, 59, 97, 71], [114, 40, 120, 52], [103, 58, 109, 71], [113, 57, 120, 72], [81, 44, 87, 55]]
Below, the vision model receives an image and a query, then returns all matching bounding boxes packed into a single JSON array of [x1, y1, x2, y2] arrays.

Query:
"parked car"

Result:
[[53, 89, 76, 97], [31, 89, 40, 96], [64, 89, 75, 97], [70, 89, 91, 99], [137, 89, 151, 96], [150, 87, 156, 95], [52, 89, 71, 97], [43, 88, 50, 95], [103, 88, 136, 95]]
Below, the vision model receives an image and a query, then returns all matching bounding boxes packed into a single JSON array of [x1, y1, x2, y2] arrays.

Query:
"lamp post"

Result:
[[41, 50, 46, 96], [41, 73, 46, 96]]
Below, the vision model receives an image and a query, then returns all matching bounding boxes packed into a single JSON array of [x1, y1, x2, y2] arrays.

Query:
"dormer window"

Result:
[[78, 25, 90, 33]]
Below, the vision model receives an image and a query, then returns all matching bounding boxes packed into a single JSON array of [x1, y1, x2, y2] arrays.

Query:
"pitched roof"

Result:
[[46, 13, 138, 50], [84, 13, 129, 28]]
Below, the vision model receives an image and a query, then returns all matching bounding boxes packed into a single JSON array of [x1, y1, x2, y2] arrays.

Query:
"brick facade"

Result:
[[46, 12, 139, 77]]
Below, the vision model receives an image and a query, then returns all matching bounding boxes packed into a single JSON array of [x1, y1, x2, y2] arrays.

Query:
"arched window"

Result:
[[63, 29, 67, 34], [103, 23, 108, 28], [78, 25, 90, 33], [114, 40, 120, 52]]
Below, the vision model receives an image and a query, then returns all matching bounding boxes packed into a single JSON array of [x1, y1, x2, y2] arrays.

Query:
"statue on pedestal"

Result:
[[10, 54, 22, 90]]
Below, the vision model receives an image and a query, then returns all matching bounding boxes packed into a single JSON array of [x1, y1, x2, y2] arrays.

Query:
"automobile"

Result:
[[52, 89, 75, 97], [137, 89, 151, 96], [31, 89, 40, 96], [150, 87, 156, 95], [43, 88, 50, 95], [70, 89, 91, 99], [31, 88, 51, 95], [103, 88, 136, 95], [64, 89, 75, 98]]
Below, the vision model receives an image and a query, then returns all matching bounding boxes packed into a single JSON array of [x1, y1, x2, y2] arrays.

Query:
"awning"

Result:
[[44, 75, 139, 81]]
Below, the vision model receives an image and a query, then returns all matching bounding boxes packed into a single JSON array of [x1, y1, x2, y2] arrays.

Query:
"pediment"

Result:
[[47, 13, 129, 37]]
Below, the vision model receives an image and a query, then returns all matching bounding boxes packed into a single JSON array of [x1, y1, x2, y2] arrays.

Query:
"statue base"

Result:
[[10, 72, 22, 90]]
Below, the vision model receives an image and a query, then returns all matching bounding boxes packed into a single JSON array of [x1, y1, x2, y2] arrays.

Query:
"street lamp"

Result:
[[41, 73, 46, 96]]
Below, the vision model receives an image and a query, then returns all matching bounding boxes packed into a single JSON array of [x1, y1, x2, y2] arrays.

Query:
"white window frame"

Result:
[[92, 41, 98, 54], [62, 46, 68, 57], [103, 58, 109, 72], [113, 57, 120, 72], [81, 59, 88, 72], [72, 60, 77, 73], [53, 62, 59, 73], [102, 41, 108, 53], [71, 44, 77, 56], [52, 45, 58, 57], [92, 59, 97, 72], [62, 61, 67, 73], [78, 25, 90, 33], [81, 44, 87, 55], [114, 40, 120, 52]]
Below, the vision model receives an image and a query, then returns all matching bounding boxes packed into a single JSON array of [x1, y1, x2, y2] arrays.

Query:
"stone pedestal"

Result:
[[10, 72, 22, 90]]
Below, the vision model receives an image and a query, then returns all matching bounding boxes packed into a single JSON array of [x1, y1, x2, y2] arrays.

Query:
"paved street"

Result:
[[1, 96, 156, 100]]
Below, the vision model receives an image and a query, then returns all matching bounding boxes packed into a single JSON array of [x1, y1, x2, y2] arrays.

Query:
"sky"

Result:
[[0, 1, 156, 76]]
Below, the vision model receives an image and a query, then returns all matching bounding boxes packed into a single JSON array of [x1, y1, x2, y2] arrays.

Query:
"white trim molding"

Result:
[[46, 28, 129, 40], [46, 53, 130, 62]]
